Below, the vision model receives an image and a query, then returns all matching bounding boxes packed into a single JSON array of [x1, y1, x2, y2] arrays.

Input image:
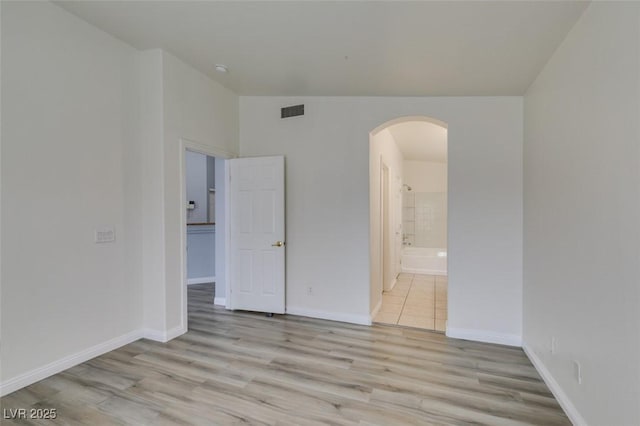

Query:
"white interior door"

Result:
[[228, 156, 285, 314]]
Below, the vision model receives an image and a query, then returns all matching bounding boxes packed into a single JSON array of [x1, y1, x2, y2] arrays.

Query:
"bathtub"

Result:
[[401, 247, 447, 276]]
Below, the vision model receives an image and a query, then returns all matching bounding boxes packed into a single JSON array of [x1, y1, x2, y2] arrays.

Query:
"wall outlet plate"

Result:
[[95, 228, 115, 243]]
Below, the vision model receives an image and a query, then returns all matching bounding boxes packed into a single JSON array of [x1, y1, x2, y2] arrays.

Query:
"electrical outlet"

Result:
[[573, 360, 582, 384], [550, 337, 557, 355], [307, 286, 313, 295], [95, 227, 115, 243]]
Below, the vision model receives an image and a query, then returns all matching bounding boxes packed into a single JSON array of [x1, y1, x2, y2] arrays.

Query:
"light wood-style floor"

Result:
[[374, 273, 448, 331], [1, 283, 570, 425]]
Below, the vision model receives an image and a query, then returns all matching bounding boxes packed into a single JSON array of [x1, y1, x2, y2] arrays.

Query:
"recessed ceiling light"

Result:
[[214, 64, 228, 73]]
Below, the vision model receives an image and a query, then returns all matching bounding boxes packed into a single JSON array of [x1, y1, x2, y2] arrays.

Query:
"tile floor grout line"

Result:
[[397, 274, 414, 325], [376, 273, 446, 331]]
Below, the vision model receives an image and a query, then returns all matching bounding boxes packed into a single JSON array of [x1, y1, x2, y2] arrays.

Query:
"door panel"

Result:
[[229, 156, 285, 314]]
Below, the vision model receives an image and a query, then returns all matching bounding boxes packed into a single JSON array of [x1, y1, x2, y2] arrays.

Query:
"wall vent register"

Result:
[[281, 104, 304, 119]]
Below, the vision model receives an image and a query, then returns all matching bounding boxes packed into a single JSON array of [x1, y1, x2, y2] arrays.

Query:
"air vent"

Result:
[[281, 104, 304, 119]]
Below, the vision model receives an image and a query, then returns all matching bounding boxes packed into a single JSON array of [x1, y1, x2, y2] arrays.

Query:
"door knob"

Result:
[[271, 241, 285, 247]]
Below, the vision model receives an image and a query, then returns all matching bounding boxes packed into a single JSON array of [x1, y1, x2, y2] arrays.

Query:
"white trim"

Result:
[[370, 115, 448, 137], [523, 343, 588, 426], [446, 327, 522, 347], [286, 306, 371, 326], [388, 277, 397, 292], [142, 328, 166, 342], [187, 276, 216, 285], [379, 157, 386, 298], [0, 329, 143, 397], [143, 325, 187, 343], [186, 225, 215, 235], [179, 141, 189, 342], [370, 297, 383, 321], [214, 297, 226, 306], [165, 325, 187, 341], [224, 160, 231, 309], [181, 138, 237, 160]]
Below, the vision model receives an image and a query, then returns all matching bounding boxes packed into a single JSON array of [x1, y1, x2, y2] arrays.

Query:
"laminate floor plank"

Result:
[[1, 283, 570, 425]]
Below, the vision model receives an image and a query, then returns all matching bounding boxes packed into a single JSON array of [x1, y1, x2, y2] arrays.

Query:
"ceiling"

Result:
[[388, 121, 447, 163], [56, 1, 589, 96]]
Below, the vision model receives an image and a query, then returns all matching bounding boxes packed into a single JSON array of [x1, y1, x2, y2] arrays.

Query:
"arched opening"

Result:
[[369, 116, 448, 332]]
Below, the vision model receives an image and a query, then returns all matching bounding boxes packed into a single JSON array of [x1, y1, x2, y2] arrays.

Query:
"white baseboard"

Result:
[[214, 297, 226, 306], [286, 306, 371, 326], [0, 329, 143, 397], [523, 343, 587, 426], [370, 297, 383, 322], [187, 276, 215, 285], [446, 327, 522, 347], [166, 325, 187, 341], [383, 278, 397, 293], [142, 325, 187, 343], [0, 323, 192, 396]]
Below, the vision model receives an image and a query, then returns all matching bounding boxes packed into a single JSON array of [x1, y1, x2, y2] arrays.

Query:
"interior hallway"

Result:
[[374, 273, 447, 332]]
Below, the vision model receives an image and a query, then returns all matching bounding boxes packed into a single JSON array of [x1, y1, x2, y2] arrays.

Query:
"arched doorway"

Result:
[[369, 116, 448, 332]]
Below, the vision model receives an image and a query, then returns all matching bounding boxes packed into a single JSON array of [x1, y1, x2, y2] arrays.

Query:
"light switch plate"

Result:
[[95, 227, 115, 243]]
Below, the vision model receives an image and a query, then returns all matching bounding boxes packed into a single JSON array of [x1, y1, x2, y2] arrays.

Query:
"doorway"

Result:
[[185, 150, 216, 284], [369, 116, 448, 332], [180, 140, 233, 332], [180, 146, 287, 331]]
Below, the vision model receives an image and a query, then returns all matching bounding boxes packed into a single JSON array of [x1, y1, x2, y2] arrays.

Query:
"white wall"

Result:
[[138, 49, 238, 336], [185, 150, 208, 224], [523, 3, 640, 425], [239, 96, 523, 341], [403, 161, 448, 249], [161, 51, 238, 333], [369, 128, 404, 311], [1, 0, 142, 385], [0, 2, 239, 392], [403, 160, 447, 193], [0, 1, 4, 362], [137, 48, 166, 335]]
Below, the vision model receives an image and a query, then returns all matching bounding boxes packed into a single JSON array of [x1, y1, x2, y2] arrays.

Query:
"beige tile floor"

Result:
[[374, 273, 447, 332]]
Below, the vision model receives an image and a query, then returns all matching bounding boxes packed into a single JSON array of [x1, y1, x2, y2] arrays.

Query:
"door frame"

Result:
[[179, 138, 236, 330], [380, 159, 391, 293]]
